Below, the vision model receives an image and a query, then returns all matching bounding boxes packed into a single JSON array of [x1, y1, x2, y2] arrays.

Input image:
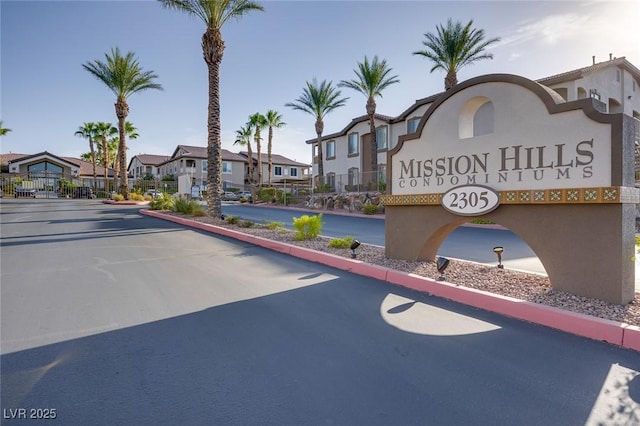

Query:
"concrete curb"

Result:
[[141, 209, 640, 352]]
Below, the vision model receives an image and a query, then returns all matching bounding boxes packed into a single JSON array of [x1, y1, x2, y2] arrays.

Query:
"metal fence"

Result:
[[313, 170, 386, 194]]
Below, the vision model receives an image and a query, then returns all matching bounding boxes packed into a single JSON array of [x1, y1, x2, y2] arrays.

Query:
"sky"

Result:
[[1, 0, 639, 166]]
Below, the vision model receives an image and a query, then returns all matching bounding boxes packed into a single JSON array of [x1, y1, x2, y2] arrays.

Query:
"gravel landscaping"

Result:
[[168, 211, 640, 328]]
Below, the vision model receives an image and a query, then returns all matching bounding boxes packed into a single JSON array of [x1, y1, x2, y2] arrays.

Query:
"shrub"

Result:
[[362, 204, 379, 215], [328, 236, 355, 249], [174, 197, 203, 215], [266, 221, 285, 230], [292, 214, 323, 240], [113, 194, 125, 202], [239, 220, 254, 228], [149, 193, 175, 211], [129, 193, 145, 201], [225, 215, 240, 225]]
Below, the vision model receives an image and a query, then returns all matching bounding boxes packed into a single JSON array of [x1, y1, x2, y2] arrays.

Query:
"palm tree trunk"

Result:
[[247, 141, 254, 185], [203, 27, 225, 218], [256, 129, 262, 186], [89, 138, 97, 191], [367, 97, 378, 183], [115, 97, 130, 198], [315, 119, 324, 187], [103, 142, 109, 195], [267, 126, 273, 187], [445, 71, 458, 90]]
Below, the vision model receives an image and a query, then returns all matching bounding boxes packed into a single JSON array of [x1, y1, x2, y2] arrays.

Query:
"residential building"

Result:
[[237, 151, 311, 186], [306, 56, 640, 191], [128, 154, 170, 180], [1, 151, 114, 192], [155, 145, 247, 190]]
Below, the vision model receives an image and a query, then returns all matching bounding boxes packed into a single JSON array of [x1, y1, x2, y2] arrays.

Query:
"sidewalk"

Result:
[[141, 208, 640, 352]]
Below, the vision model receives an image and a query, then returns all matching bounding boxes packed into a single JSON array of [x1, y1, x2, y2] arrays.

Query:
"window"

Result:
[[274, 166, 283, 176], [616, 69, 621, 82], [348, 167, 359, 187], [376, 126, 388, 150], [326, 173, 336, 190], [407, 118, 420, 133], [222, 161, 232, 173], [590, 89, 601, 101], [348, 133, 359, 156], [326, 140, 336, 159], [290, 167, 298, 177], [202, 160, 207, 171], [378, 164, 387, 185]]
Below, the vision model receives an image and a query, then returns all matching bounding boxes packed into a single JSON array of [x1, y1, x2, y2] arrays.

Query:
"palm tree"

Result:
[[159, 0, 264, 217], [234, 125, 254, 186], [75, 122, 99, 190], [111, 122, 138, 188], [248, 112, 267, 186], [413, 18, 500, 90], [285, 79, 348, 184], [264, 110, 285, 187], [339, 55, 399, 179], [0, 121, 11, 136], [94, 121, 118, 193], [82, 47, 162, 199]]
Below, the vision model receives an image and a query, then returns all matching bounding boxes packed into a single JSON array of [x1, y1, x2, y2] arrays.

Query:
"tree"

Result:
[[413, 18, 500, 90], [83, 47, 162, 199], [264, 110, 285, 187], [248, 112, 267, 186], [339, 55, 399, 178], [0, 121, 11, 136], [285, 79, 348, 183], [111, 122, 139, 189], [234, 125, 254, 185], [159, 0, 264, 217], [94, 122, 118, 193], [75, 122, 99, 189]]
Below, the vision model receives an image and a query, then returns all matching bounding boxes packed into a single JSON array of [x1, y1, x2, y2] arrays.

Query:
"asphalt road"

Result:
[[222, 204, 544, 273], [1, 199, 639, 425]]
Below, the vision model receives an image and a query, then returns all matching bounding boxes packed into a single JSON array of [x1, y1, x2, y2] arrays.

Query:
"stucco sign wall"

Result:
[[381, 74, 639, 305]]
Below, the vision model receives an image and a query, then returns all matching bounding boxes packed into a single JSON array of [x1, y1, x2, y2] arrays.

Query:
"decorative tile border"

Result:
[[380, 186, 640, 206]]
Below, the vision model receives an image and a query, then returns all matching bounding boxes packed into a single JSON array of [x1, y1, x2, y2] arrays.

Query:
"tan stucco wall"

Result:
[[385, 203, 636, 305]]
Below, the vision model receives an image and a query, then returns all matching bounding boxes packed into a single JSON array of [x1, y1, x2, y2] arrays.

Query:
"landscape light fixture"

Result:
[[493, 246, 504, 269], [436, 257, 450, 281], [350, 240, 361, 259]]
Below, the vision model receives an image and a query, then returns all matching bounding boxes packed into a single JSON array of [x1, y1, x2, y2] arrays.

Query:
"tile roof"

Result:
[[238, 151, 310, 167], [1, 151, 114, 177], [536, 56, 640, 86], [133, 154, 170, 165], [167, 145, 247, 163]]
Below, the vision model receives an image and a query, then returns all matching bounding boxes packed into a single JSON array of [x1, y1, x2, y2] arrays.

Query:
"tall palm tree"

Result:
[[159, 0, 264, 217], [339, 55, 399, 178], [111, 122, 139, 188], [264, 110, 285, 187], [248, 112, 267, 186], [413, 18, 500, 90], [234, 125, 254, 186], [74, 122, 98, 189], [0, 121, 11, 136], [82, 47, 162, 198], [285, 79, 348, 184], [94, 121, 118, 193]]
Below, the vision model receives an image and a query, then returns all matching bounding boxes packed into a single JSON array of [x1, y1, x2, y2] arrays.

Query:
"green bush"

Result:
[[174, 197, 204, 216], [225, 215, 240, 225], [328, 236, 355, 249], [362, 204, 379, 215], [239, 220, 254, 228], [292, 214, 323, 240], [129, 193, 145, 201], [266, 221, 285, 230], [113, 194, 125, 202], [149, 193, 175, 210]]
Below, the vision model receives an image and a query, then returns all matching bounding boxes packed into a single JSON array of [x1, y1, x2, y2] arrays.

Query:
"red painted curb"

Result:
[[140, 209, 637, 351], [622, 325, 640, 351]]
